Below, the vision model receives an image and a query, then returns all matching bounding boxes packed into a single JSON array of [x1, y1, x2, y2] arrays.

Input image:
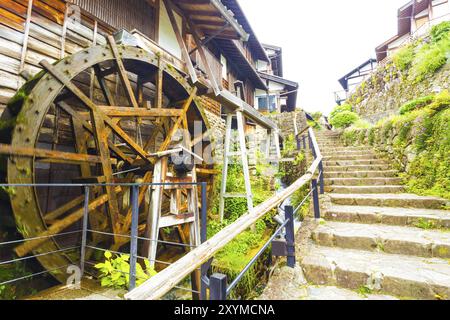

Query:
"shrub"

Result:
[[393, 44, 415, 71], [330, 111, 360, 129], [399, 95, 434, 115], [429, 90, 450, 112], [330, 104, 352, 119], [352, 119, 371, 129], [410, 37, 449, 82], [431, 21, 450, 43]]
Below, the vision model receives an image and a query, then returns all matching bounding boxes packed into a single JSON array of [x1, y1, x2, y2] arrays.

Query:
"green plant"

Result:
[[330, 104, 352, 119], [393, 44, 415, 71], [431, 21, 450, 43], [95, 251, 157, 289], [414, 218, 435, 230], [399, 95, 434, 115], [330, 111, 360, 129], [352, 119, 371, 129], [410, 37, 449, 82], [429, 90, 450, 112], [357, 285, 373, 297]]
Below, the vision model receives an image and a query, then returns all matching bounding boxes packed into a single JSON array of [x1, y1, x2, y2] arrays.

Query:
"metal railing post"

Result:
[[210, 273, 227, 300], [319, 160, 325, 195], [200, 182, 208, 300], [129, 184, 139, 291], [302, 135, 306, 150], [296, 134, 301, 150], [80, 186, 89, 276], [311, 179, 321, 219], [284, 206, 295, 268]]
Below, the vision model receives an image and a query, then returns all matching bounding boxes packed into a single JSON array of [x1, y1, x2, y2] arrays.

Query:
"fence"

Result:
[[0, 181, 208, 299], [125, 127, 324, 300]]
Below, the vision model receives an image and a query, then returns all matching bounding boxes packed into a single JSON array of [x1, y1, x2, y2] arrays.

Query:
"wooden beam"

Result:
[[58, 102, 132, 163], [93, 65, 116, 106], [19, 0, 33, 73], [163, 0, 198, 84], [40, 60, 152, 165], [186, 18, 221, 96], [107, 36, 140, 110], [97, 106, 183, 118], [0, 143, 116, 165], [158, 87, 197, 152], [15, 186, 122, 257]]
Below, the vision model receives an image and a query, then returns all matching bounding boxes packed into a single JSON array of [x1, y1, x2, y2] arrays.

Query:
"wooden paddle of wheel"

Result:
[[0, 38, 210, 286]]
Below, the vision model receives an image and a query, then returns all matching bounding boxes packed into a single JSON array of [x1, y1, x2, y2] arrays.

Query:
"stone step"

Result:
[[324, 205, 450, 229], [324, 159, 389, 166], [325, 177, 403, 186], [329, 193, 449, 209], [312, 221, 450, 259], [324, 155, 381, 161], [325, 185, 405, 194], [301, 245, 450, 299], [325, 165, 392, 172], [302, 286, 398, 300], [324, 170, 398, 178], [321, 151, 378, 159]]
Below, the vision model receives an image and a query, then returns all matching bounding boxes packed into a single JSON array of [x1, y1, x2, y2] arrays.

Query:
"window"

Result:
[[220, 54, 228, 80], [257, 95, 277, 112]]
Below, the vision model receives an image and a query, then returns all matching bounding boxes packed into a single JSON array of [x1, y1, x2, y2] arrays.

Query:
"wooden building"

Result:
[[0, 0, 275, 122]]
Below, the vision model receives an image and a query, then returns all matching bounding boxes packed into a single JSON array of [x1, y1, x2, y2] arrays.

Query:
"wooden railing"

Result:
[[125, 127, 323, 300]]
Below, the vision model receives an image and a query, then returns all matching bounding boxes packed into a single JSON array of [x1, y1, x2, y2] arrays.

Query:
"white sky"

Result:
[[239, 0, 408, 115]]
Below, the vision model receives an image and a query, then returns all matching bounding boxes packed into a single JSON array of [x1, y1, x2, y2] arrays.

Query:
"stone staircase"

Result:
[[301, 130, 450, 300]]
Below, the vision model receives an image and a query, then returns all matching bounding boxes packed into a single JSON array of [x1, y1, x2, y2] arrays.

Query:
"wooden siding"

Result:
[[72, 0, 156, 39], [0, 0, 111, 114]]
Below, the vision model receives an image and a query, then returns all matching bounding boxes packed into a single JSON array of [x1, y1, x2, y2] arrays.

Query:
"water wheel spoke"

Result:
[[15, 186, 122, 257], [58, 101, 132, 163], [0, 143, 113, 164], [40, 60, 151, 165], [107, 35, 140, 110], [93, 64, 116, 106]]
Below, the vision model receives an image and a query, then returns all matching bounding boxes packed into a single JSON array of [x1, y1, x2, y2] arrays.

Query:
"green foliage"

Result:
[[330, 104, 352, 119], [429, 90, 450, 112], [352, 119, 371, 129], [330, 111, 360, 129], [290, 185, 310, 221], [407, 107, 450, 199], [0, 262, 34, 300], [413, 218, 435, 230], [95, 251, 157, 289], [282, 134, 297, 157], [357, 285, 373, 298], [393, 44, 415, 71], [307, 120, 322, 130], [399, 95, 434, 115], [409, 38, 449, 82], [310, 112, 323, 122], [431, 21, 450, 43]]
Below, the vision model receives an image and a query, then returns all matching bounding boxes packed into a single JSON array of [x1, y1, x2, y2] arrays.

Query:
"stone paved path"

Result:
[[260, 130, 450, 300]]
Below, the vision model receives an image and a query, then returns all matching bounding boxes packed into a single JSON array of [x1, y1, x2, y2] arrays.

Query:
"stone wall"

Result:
[[348, 61, 450, 124]]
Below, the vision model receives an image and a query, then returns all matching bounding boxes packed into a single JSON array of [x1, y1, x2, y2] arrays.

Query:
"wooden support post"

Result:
[[163, 0, 198, 84], [145, 158, 168, 267], [186, 18, 221, 95], [236, 111, 253, 212], [19, 0, 33, 73], [61, 3, 69, 59], [273, 130, 282, 160], [219, 114, 232, 222], [89, 21, 98, 100]]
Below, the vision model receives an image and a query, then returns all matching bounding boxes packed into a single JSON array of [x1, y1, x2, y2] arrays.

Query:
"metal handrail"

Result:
[[125, 127, 324, 300]]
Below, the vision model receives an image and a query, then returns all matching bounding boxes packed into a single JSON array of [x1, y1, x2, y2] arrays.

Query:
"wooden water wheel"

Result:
[[0, 38, 212, 282]]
